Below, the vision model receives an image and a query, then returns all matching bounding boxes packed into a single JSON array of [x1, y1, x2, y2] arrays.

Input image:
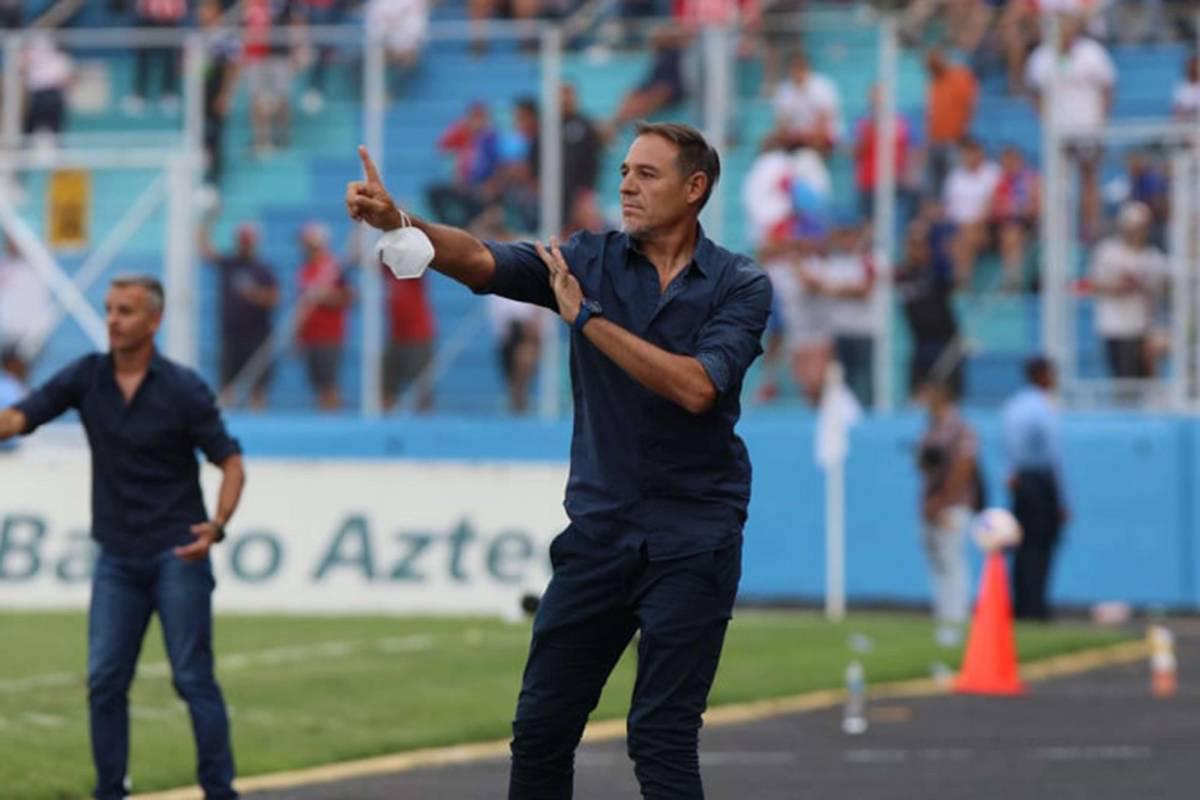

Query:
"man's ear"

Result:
[[687, 172, 709, 206]]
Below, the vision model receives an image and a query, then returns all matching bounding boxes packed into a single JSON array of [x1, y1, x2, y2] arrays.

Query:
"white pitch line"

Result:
[[22, 712, 65, 728], [917, 748, 972, 762], [575, 751, 797, 769], [1033, 745, 1152, 762], [1, 633, 448, 695], [130, 704, 186, 722], [845, 749, 908, 764], [377, 635, 436, 653], [701, 751, 797, 766], [0, 671, 78, 693]]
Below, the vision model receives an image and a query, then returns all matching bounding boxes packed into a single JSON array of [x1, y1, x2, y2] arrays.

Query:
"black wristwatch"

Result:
[[212, 521, 227, 543], [574, 298, 602, 333]]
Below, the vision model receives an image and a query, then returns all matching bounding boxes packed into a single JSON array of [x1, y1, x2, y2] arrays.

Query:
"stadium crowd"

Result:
[[0, 0, 1196, 412], [745, 0, 1195, 411]]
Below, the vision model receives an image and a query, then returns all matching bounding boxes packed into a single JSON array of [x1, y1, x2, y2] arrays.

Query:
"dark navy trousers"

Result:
[[1011, 469, 1063, 622], [509, 525, 741, 799]]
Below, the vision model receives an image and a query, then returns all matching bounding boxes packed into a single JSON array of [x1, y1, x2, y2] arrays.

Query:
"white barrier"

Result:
[[0, 452, 566, 614]]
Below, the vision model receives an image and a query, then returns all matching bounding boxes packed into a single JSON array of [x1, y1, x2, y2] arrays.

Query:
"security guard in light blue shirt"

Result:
[[348, 121, 771, 799], [1002, 356, 1069, 622]]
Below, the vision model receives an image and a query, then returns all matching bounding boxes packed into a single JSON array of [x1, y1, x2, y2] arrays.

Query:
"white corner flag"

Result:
[[816, 362, 862, 622], [815, 362, 862, 470]]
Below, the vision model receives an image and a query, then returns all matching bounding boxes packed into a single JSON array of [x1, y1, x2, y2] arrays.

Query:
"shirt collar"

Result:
[[624, 222, 713, 278], [105, 349, 165, 376], [148, 350, 166, 375]]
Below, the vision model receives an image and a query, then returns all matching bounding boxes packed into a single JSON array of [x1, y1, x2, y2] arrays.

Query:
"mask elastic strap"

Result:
[[398, 210, 412, 229]]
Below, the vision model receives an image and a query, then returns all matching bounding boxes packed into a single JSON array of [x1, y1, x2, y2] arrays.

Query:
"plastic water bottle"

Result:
[[842, 660, 868, 735], [1148, 624, 1177, 698]]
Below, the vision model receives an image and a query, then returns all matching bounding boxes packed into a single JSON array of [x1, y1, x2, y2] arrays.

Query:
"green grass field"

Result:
[[0, 610, 1128, 799]]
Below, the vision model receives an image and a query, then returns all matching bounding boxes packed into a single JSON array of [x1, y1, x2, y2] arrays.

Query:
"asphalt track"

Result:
[[240, 625, 1199, 800]]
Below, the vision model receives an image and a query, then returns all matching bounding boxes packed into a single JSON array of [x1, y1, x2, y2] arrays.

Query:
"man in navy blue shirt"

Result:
[[0, 275, 245, 800], [348, 121, 771, 799]]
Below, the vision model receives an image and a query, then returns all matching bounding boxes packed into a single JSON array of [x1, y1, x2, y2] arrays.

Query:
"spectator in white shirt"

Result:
[[1002, 1, 1107, 95], [367, 0, 430, 74], [0, 236, 53, 362], [805, 218, 880, 408], [943, 137, 1001, 288], [763, 51, 842, 159], [742, 145, 834, 406], [487, 295, 542, 415], [21, 32, 73, 145], [1172, 55, 1200, 119], [1088, 202, 1167, 381], [1026, 16, 1115, 241]]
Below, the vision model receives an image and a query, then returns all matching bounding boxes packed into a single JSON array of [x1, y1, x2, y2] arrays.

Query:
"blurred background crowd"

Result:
[[0, 0, 1197, 415]]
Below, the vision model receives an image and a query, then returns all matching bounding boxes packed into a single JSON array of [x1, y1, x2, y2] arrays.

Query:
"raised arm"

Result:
[[345, 146, 496, 291]]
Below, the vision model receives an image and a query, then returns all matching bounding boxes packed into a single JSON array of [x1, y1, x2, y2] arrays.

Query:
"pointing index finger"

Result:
[[358, 145, 383, 186]]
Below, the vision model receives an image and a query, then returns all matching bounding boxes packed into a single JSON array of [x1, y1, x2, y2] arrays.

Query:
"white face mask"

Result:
[[376, 221, 434, 280]]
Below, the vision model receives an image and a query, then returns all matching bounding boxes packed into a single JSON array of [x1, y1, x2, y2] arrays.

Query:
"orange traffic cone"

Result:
[[954, 551, 1025, 695]]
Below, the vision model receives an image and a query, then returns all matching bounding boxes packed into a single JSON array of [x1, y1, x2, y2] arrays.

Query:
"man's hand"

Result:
[[536, 238, 583, 326], [0, 408, 26, 442], [175, 521, 223, 562], [346, 146, 404, 231]]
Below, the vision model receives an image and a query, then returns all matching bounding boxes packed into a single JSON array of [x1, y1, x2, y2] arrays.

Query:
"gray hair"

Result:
[[110, 274, 165, 313]]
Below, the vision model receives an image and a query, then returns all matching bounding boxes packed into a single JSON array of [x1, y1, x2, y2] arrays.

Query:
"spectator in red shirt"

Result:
[[383, 271, 436, 412], [425, 102, 500, 229], [244, 0, 301, 155], [296, 222, 353, 411], [990, 146, 1040, 292], [853, 86, 913, 223]]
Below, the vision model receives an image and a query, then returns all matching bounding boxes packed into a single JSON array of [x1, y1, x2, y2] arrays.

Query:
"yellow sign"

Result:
[[46, 169, 90, 250]]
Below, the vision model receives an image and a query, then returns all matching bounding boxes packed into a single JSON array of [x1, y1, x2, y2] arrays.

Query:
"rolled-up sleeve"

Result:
[[477, 232, 590, 311], [183, 372, 241, 465], [694, 266, 773, 396], [14, 356, 88, 433]]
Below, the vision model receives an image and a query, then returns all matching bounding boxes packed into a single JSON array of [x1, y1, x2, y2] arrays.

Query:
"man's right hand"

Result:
[[0, 408, 27, 442], [346, 146, 405, 231]]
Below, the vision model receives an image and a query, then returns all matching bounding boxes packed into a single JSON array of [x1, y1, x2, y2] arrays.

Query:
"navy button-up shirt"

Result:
[[482, 228, 772, 559], [13, 352, 241, 556]]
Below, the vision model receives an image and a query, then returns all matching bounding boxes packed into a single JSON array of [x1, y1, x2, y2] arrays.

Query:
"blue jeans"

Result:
[[509, 526, 741, 799], [89, 548, 236, 800]]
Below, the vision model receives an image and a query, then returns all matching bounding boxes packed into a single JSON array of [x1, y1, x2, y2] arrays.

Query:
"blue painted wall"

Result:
[[216, 410, 1198, 610]]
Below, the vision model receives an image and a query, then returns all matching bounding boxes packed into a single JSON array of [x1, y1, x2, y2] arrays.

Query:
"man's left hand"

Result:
[[175, 522, 223, 562], [536, 238, 583, 326]]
